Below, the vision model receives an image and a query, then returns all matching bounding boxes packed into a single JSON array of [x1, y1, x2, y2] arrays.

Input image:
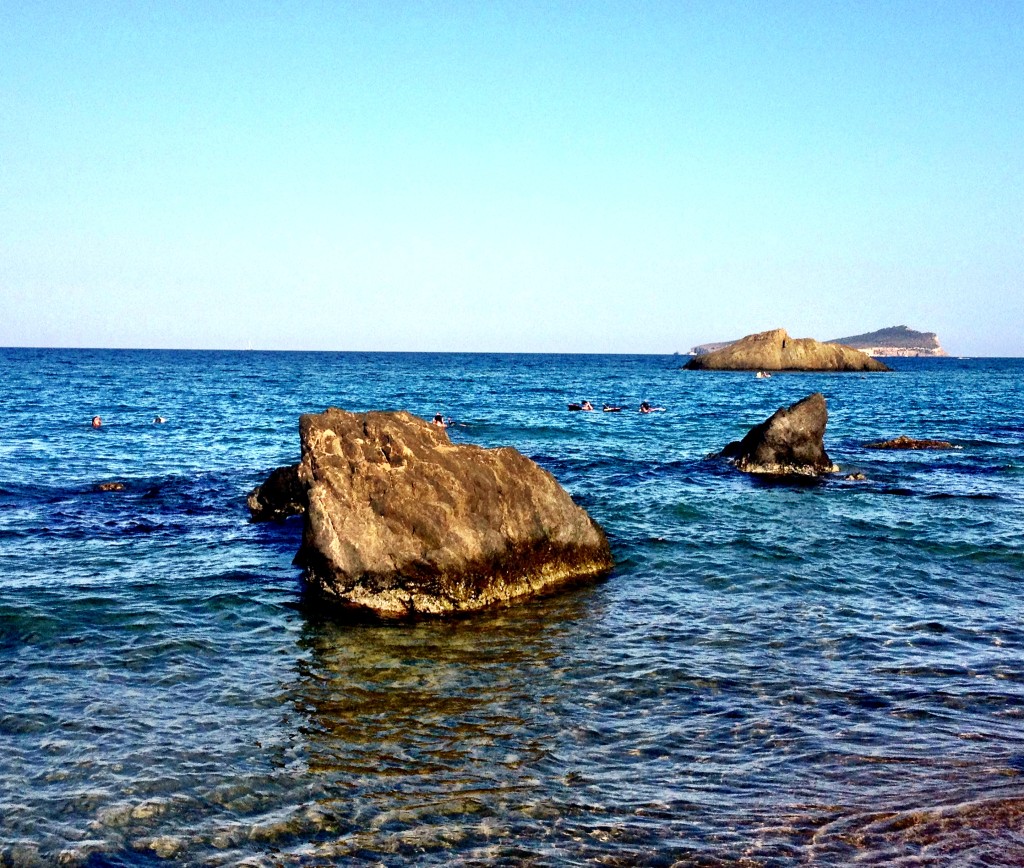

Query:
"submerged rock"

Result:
[[247, 464, 305, 522], [294, 408, 612, 619], [684, 328, 890, 372], [863, 435, 960, 450], [718, 392, 839, 476]]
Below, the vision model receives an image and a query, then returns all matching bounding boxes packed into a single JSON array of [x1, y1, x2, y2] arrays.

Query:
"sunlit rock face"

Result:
[[294, 408, 613, 620], [685, 328, 890, 372], [718, 392, 839, 476]]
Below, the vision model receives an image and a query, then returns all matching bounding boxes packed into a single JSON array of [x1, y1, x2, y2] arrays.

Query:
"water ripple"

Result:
[[1, 351, 1023, 864]]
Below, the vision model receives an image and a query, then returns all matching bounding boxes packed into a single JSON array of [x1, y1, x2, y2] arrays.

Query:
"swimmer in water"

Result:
[[91, 416, 102, 428], [432, 413, 447, 428], [580, 400, 594, 411], [153, 416, 166, 424], [639, 402, 665, 414]]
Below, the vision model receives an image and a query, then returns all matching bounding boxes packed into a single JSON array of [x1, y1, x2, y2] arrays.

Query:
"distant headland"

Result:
[[691, 325, 947, 358], [826, 325, 947, 358]]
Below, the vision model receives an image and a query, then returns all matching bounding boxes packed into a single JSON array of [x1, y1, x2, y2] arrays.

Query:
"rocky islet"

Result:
[[685, 328, 891, 372], [691, 324, 945, 359]]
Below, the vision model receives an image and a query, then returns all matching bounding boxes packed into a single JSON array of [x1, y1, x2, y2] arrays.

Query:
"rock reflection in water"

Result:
[[290, 590, 606, 862]]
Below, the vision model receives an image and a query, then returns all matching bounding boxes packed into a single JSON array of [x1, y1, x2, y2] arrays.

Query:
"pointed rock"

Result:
[[718, 393, 839, 476]]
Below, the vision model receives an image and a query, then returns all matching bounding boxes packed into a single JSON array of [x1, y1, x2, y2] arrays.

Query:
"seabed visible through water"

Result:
[[1, 349, 1023, 865]]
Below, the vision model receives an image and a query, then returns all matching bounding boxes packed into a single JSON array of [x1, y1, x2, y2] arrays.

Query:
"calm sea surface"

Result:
[[1, 349, 1023, 866]]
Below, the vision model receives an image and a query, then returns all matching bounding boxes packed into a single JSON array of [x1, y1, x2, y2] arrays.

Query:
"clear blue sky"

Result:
[[2, 1, 1021, 354]]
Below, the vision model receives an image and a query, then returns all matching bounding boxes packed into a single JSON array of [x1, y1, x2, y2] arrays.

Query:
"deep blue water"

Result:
[[1, 348, 1023, 866]]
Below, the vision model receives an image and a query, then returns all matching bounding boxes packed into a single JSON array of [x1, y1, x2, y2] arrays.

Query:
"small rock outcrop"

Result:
[[717, 393, 839, 476], [247, 464, 306, 522], [864, 435, 960, 450], [684, 328, 890, 372], [293, 408, 612, 619]]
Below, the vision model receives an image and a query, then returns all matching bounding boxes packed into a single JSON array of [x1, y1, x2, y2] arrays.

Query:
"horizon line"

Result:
[[0, 345, 1009, 359]]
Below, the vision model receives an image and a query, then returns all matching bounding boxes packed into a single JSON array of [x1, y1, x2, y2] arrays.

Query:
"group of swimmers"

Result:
[[91, 416, 166, 428], [568, 401, 665, 413]]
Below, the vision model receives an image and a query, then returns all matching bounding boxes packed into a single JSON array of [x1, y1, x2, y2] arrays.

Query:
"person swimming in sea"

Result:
[[91, 416, 102, 428], [602, 403, 624, 412], [432, 413, 447, 428], [639, 401, 665, 414], [153, 416, 166, 424]]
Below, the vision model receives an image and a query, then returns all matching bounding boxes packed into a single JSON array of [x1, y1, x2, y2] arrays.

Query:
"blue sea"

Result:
[[1, 348, 1023, 866]]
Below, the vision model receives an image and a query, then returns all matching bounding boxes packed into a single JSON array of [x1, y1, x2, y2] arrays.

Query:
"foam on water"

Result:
[[1, 349, 1023, 865]]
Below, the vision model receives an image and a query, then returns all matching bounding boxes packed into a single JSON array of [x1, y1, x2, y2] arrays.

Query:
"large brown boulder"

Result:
[[718, 393, 839, 476], [684, 328, 890, 372], [293, 408, 612, 619]]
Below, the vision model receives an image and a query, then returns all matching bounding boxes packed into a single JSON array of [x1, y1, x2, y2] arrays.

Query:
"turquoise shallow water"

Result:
[[1, 348, 1023, 865]]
